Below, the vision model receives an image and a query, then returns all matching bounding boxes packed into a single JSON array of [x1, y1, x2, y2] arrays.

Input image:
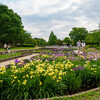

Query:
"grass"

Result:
[[0, 47, 38, 52], [53, 89, 100, 100], [0, 52, 21, 60]]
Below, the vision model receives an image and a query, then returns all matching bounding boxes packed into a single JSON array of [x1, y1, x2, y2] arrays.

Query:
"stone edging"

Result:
[[32, 87, 99, 100], [0, 53, 40, 63]]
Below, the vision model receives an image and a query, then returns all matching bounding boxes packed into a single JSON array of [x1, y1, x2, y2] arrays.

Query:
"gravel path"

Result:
[[0, 53, 39, 67]]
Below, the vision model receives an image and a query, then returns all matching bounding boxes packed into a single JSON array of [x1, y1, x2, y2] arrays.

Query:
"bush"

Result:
[[96, 45, 100, 50], [86, 45, 97, 48], [21, 44, 35, 47]]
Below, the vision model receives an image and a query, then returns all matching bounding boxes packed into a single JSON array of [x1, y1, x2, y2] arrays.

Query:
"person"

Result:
[[81, 40, 86, 53], [8, 43, 11, 53], [69, 44, 72, 49], [4, 43, 7, 51], [77, 40, 81, 53]]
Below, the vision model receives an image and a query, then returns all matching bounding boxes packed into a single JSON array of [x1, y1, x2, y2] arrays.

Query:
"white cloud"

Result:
[[1, 0, 100, 41], [3, 0, 85, 16]]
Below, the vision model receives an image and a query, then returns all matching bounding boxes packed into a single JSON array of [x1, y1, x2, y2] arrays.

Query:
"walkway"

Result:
[[73, 50, 82, 54], [0, 53, 40, 67]]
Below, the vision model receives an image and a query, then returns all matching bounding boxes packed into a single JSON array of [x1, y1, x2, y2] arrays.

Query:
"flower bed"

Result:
[[0, 49, 100, 100]]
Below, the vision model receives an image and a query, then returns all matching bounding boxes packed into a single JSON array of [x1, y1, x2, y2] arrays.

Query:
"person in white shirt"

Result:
[[81, 40, 86, 53], [77, 40, 81, 53], [4, 43, 7, 51]]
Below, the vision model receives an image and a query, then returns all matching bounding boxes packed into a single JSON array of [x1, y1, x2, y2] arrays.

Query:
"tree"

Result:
[[0, 4, 26, 45], [34, 38, 47, 46], [63, 37, 72, 46], [69, 27, 88, 45], [48, 31, 57, 45], [56, 39, 63, 45], [85, 29, 100, 45]]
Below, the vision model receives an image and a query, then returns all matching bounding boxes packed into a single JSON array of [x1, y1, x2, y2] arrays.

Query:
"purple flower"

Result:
[[73, 65, 84, 71], [14, 59, 19, 63]]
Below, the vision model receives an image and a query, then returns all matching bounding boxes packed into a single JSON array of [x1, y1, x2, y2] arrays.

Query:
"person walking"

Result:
[[8, 43, 11, 53], [4, 43, 7, 51], [81, 40, 86, 53], [77, 40, 81, 53]]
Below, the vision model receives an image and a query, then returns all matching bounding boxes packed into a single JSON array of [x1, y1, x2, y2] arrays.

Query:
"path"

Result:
[[0, 53, 40, 67], [73, 50, 82, 54]]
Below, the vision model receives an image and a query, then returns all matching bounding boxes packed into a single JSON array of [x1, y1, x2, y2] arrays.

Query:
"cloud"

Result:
[[3, 0, 85, 16], [1, 0, 100, 41]]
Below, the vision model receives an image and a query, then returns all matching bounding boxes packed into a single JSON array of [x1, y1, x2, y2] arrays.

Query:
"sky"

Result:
[[1, 0, 100, 41]]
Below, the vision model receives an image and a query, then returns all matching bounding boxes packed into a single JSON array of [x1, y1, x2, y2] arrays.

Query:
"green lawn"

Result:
[[0, 52, 21, 60], [0, 47, 38, 52], [53, 89, 100, 100]]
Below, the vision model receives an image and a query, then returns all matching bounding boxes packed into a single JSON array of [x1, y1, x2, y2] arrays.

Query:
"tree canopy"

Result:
[[63, 37, 72, 46], [0, 4, 30, 45], [48, 31, 57, 45], [69, 27, 88, 45], [85, 29, 100, 45]]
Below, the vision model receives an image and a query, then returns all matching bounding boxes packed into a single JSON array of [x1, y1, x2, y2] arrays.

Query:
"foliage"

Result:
[[69, 27, 88, 45], [56, 39, 63, 45], [96, 45, 100, 50], [85, 29, 100, 45], [21, 44, 35, 47], [0, 4, 25, 45], [48, 31, 57, 45], [63, 37, 72, 46], [0, 49, 100, 99], [35, 38, 47, 46]]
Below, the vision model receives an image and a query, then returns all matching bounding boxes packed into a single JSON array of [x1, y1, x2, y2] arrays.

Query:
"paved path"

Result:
[[73, 50, 82, 54], [0, 53, 40, 67]]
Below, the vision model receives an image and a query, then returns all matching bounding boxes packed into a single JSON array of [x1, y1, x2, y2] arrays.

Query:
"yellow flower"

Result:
[[59, 76, 62, 80], [76, 65, 78, 67], [94, 71, 97, 73], [18, 80, 20, 83], [26, 74, 29, 78], [22, 76, 25, 78], [10, 62, 15, 65], [52, 76, 56, 80], [0, 65, 6, 72], [14, 69, 18, 73], [55, 69, 58, 73], [21, 60, 24, 63], [63, 72, 66, 75], [11, 75, 14, 77], [40, 82, 42, 85], [56, 80, 59, 83], [0, 72, 4, 74], [11, 80, 15, 84], [0, 80, 3, 82], [37, 72, 39, 74], [11, 66, 16, 69], [70, 69, 74, 71], [14, 76, 17, 79], [30, 76, 33, 78], [17, 62, 22, 65], [59, 70, 63, 76], [91, 68, 94, 70], [68, 65, 71, 69], [22, 80, 27, 85]]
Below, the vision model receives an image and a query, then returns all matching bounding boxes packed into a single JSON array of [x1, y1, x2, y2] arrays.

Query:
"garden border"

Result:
[[32, 87, 99, 100], [0, 48, 42, 62], [0, 52, 40, 63]]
